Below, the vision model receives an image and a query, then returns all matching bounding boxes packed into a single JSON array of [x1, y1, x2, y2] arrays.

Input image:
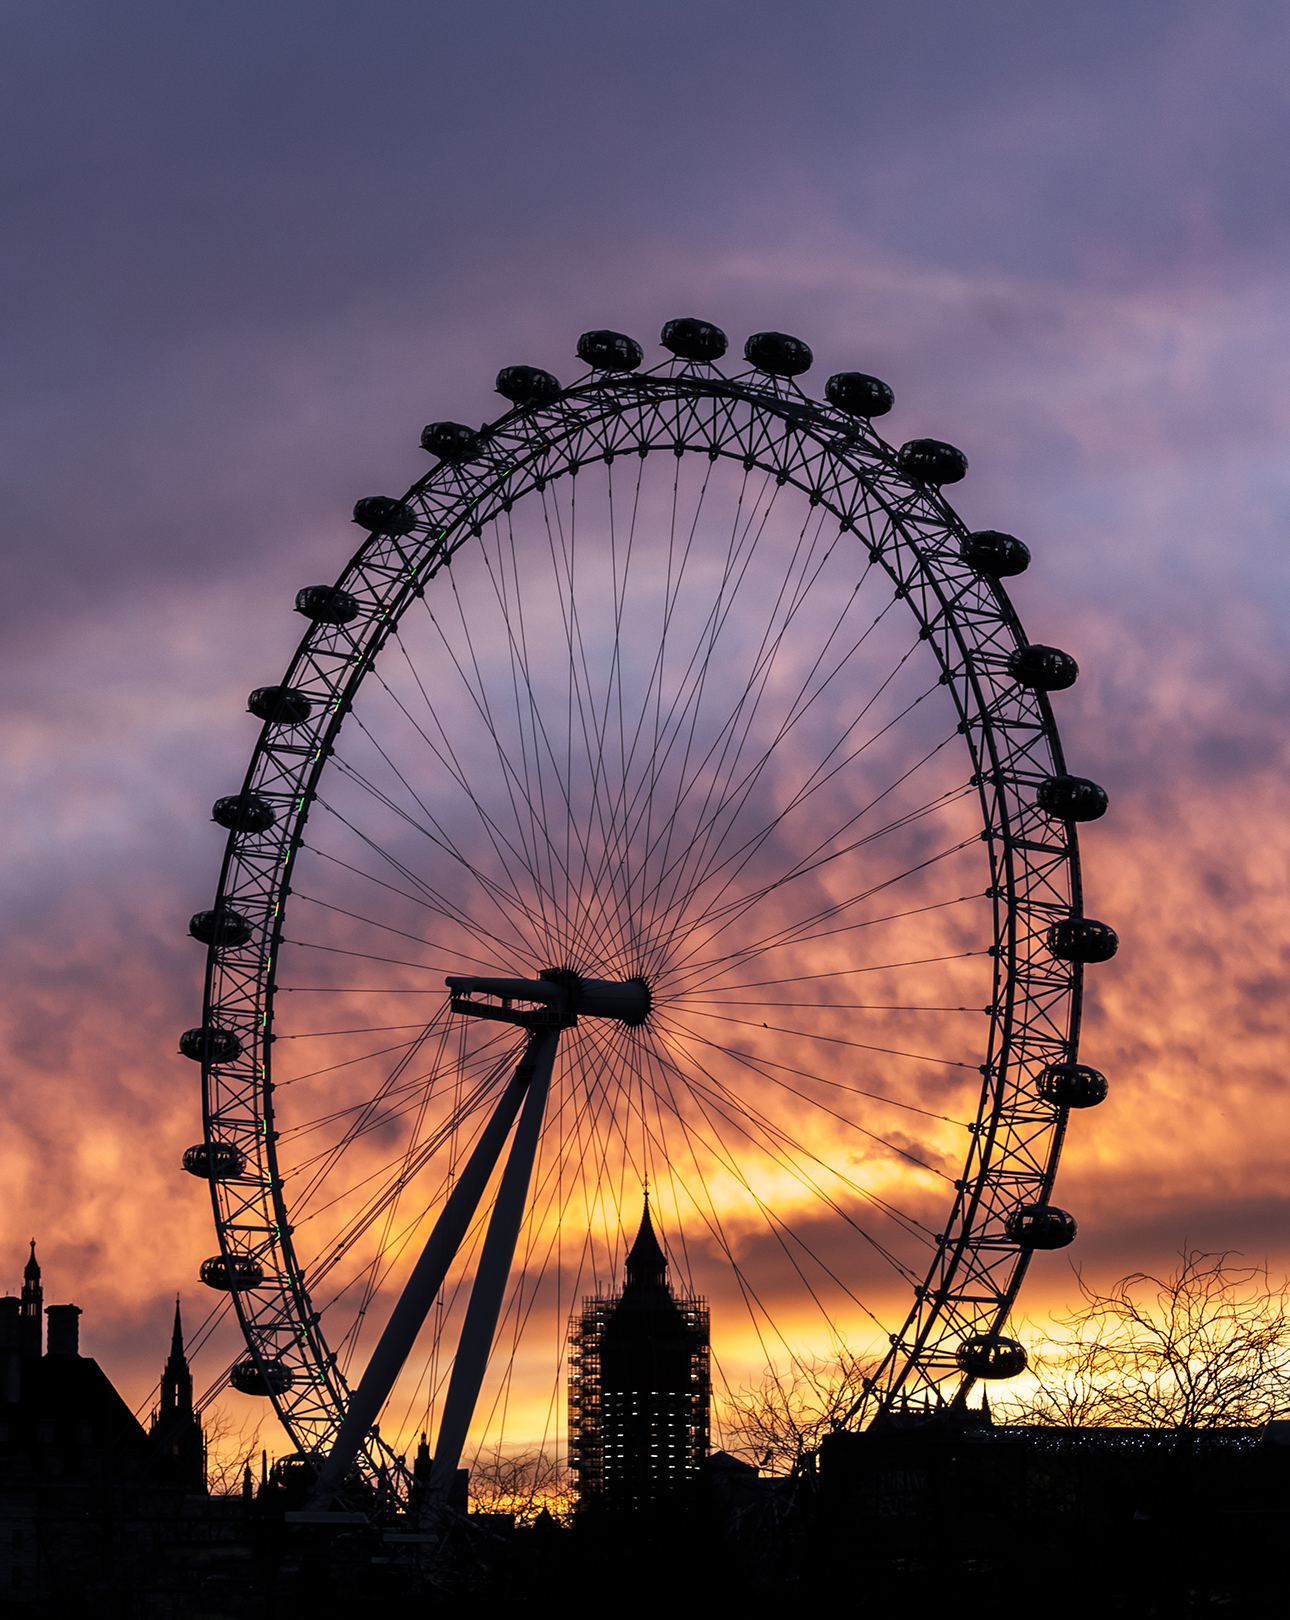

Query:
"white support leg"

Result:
[[428, 1025, 558, 1496], [308, 1047, 537, 1508]]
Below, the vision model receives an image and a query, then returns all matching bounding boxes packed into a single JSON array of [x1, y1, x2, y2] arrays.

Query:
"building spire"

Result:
[[158, 1297, 193, 1423], [19, 1241, 43, 1357], [624, 1195, 668, 1290]]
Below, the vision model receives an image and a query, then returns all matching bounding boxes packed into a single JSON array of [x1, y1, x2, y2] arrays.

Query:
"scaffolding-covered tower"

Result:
[[569, 1200, 710, 1508]]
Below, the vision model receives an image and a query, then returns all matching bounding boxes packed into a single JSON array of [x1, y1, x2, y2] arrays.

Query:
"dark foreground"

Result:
[[3, 1419, 1288, 1617]]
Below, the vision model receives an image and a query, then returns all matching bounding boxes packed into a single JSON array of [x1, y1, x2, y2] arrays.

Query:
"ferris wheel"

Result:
[[181, 319, 1116, 1500]]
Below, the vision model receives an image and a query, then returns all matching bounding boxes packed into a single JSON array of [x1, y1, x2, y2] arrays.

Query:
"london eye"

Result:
[[182, 318, 1116, 1500]]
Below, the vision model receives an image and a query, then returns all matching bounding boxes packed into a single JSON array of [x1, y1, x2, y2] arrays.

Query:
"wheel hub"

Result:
[[446, 972, 652, 1029]]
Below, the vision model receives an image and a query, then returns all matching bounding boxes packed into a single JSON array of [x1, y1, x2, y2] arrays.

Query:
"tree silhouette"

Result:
[[1002, 1250, 1290, 1428], [201, 1405, 263, 1496], [723, 1347, 875, 1474], [468, 1447, 573, 1522]]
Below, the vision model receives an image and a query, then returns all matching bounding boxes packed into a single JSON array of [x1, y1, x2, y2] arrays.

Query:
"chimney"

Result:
[[46, 1304, 82, 1357], [0, 1297, 20, 1403]]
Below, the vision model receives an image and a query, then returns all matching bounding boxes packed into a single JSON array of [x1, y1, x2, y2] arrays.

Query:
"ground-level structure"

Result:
[[569, 1200, 710, 1509]]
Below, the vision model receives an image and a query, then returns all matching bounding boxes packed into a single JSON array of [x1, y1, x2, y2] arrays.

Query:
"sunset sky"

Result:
[[3, 0, 1289, 1464]]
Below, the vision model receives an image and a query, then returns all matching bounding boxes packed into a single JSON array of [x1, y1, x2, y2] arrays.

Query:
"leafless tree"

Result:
[[723, 1345, 876, 1474], [1000, 1250, 1290, 1429], [468, 1447, 573, 1523], [202, 1404, 264, 1496]]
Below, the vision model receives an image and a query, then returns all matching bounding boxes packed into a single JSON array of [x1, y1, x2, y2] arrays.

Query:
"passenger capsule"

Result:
[[178, 1027, 243, 1064], [660, 318, 728, 362], [1047, 917, 1119, 963], [212, 794, 277, 834], [1007, 643, 1079, 692], [189, 909, 254, 949], [1005, 1204, 1078, 1250], [1037, 1063, 1109, 1109], [825, 372, 894, 418], [960, 530, 1031, 577], [955, 1335, 1028, 1379], [744, 332, 813, 377], [495, 366, 562, 406], [1035, 774, 1109, 822], [420, 421, 478, 459], [200, 1256, 265, 1293], [230, 1357, 294, 1396], [295, 585, 360, 625], [576, 330, 644, 371], [182, 1141, 248, 1179], [247, 686, 312, 726], [897, 439, 969, 486], [352, 496, 416, 535]]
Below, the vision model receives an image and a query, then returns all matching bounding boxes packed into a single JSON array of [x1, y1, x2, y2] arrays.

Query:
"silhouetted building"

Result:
[[818, 1415, 1290, 1609], [569, 1200, 709, 1508], [0, 1243, 161, 1600], [0, 1242, 221, 1606], [148, 1300, 206, 1487]]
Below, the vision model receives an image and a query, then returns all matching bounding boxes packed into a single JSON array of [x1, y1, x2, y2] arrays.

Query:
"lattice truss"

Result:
[[194, 358, 1085, 1485]]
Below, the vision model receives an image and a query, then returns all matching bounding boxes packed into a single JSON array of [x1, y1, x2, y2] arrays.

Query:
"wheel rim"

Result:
[[196, 356, 1085, 1488]]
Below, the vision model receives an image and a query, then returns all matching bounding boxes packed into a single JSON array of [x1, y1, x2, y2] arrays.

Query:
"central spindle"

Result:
[[446, 971, 652, 1027]]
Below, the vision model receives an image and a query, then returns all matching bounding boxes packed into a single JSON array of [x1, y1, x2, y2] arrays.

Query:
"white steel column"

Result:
[[308, 1049, 536, 1508], [428, 1025, 557, 1494]]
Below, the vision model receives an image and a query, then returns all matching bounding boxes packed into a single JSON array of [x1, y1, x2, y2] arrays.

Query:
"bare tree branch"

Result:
[[202, 1403, 264, 1496], [1000, 1250, 1290, 1429], [722, 1345, 877, 1474], [468, 1447, 573, 1523]]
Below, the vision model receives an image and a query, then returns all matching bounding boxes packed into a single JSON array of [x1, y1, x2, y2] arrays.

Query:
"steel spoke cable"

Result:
[[643, 1009, 940, 1252], [515, 469, 745, 972], [593, 1012, 903, 1300], [277, 1029, 509, 1157], [612, 679, 956, 982], [635, 697, 960, 978], [323, 740, 560, 960], [382, 619, 577, 936], [645, 1007, 953, 1199], [485, 505, 579, 962], [667, 833, 981, 994], [638, 502, 878, 943], [683, 999, 981, 1014], [533, 478, 633, 958], [630, 473, 823, 944], [294, 841, 555, 978], [305, 793, 549, 970], [626, 1020, 847, 1357], [432, 521, 639, 970], [277, 1024, 440, 1039], [672, 945, 986, 998], [671, 886, 980, 995], [630, 1014, 972, 1126], [654, 1009, 969, 1158], [292, 1067, 506, 1270], [671, 1005, 979, 1076], [438, 541, 573, 917], [281, 1021, 511, 1210], [622, 535, 900, 940], [636, 464, 791, 936]]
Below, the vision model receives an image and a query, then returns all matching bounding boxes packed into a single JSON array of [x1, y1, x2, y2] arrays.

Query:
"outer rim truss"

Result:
[[195, 357, 1083, 1485]]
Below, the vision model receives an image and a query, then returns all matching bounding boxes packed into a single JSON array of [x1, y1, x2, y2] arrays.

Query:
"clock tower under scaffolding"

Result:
[[569, 1200, 709, 1509]]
